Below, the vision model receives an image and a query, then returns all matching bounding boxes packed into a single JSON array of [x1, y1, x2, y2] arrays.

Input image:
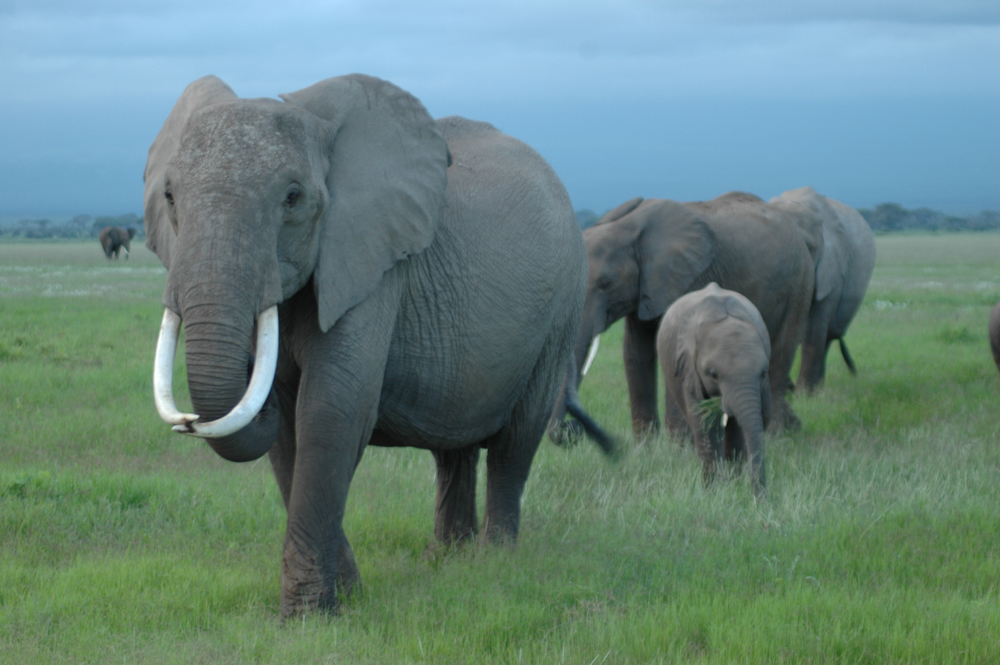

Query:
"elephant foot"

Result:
[[769, 399, 801, 432], [280, 536, 360, 618], [631, 419, 660, 442]]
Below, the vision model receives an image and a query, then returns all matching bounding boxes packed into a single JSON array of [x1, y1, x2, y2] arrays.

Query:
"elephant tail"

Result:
[[565, 398, 619, 460], [838, 337, 857, 375]]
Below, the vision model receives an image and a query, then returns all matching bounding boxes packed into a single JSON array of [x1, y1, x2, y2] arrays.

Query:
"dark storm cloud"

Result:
[[0, 0, 997, 214]]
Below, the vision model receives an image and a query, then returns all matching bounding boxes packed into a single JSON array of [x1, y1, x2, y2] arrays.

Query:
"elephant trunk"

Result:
[[724, 383, 766, 497], [153, 279, 280, 462]]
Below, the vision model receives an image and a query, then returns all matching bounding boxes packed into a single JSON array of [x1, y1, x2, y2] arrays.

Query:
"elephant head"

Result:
[[146, 75, 449, 462], [551, 198, 715, 447], [663, 283, 771, 495]]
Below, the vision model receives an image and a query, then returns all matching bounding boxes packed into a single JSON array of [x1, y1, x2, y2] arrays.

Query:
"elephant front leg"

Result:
[[267, 364, 301, 510], [692, 426, 722, 488], [281, 421, 368, 617], [279, 282, 398, 617], [623, 314, 662, 438]]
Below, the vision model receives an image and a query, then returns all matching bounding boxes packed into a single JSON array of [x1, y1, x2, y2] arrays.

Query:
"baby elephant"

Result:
[[658, 283, 771, 496]]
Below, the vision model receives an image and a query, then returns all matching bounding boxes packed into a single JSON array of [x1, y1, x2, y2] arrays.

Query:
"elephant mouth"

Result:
[[152, 306, 279, 438]]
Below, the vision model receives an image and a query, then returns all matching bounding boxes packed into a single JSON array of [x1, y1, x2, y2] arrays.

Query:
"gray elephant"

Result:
[[989, 302, 1000, 375], [145, 74, 587, 617], [551, 192, 820, 446], [770, 187, 876, 392], [658, 283, 771, 496], [99, 226, 137, 259]]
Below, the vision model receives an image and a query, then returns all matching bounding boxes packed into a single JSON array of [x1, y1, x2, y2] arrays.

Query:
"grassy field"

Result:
[[1, 236, 999, 663]]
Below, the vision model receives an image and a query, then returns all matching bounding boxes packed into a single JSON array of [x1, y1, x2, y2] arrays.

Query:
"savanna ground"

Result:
[[1, 235, 998, 664]]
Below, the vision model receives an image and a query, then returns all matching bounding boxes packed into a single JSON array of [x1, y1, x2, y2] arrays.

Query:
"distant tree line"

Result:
[[0, 214, 143, 240], [856, 203, 1000, 233], [1, 204, 997, 239], [575, 204, 1000, 234]]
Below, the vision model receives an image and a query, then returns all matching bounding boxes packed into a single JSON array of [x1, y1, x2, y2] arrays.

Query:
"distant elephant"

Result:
[[989, 302, 1000, 374], [770, 187, 876, 392], [658, 283, 770, 496], [550, 192, 820, 445], [99, 226, 136, 259], [145, 75, 587, 617]]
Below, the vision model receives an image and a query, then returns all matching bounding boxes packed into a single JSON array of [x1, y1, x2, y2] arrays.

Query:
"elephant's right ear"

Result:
[[281, 75, 449, 332], [636, 201, 714, 321], [144, 76, 238, 269]]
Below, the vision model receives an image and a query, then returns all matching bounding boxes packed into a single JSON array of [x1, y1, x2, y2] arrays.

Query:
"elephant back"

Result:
[[683, 193, 816, 347]]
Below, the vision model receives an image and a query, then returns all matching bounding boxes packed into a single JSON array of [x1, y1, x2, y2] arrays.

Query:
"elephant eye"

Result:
[[284, 187, 302, 209], [164, 190, 174, 206], [707, 368, 719, 379]]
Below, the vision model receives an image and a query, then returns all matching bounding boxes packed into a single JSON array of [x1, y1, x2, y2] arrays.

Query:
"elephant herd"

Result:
[[552, 188, 877, 497], [143, 74, 875, 617]]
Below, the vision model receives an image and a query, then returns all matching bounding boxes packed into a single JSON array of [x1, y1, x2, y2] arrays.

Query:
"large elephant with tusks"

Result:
[[146, 74, 589, 617]]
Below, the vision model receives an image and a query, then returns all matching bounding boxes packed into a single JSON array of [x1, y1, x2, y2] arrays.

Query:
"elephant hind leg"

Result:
[[481, 325, 571, 542], [432, 445, 480, 543]]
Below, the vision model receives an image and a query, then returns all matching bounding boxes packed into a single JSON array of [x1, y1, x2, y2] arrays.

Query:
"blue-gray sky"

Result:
[[1, 0, 997, 217]]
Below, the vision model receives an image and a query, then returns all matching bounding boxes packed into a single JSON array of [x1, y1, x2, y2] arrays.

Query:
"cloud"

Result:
[[2, 0, 996, 107], [0, 0, 996, 215], [640, 0, 1000, 25]]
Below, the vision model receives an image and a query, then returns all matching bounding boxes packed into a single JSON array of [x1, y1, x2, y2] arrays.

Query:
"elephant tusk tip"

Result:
[[721, 413, 729, 428], [171, 416, 200, 434]]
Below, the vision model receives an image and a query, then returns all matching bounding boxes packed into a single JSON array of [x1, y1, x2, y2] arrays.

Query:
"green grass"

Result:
[[2, 236, 999, 663]]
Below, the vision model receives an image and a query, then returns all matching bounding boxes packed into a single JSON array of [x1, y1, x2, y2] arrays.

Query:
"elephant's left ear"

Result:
[[636, 201, 715, 321], [281, 75, 449, 332]]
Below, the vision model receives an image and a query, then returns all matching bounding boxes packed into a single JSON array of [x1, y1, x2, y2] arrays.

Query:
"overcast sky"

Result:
[[1, 0, 997, 217]]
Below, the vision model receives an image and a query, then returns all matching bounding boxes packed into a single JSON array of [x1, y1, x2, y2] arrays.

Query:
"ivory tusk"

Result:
[[173, 306, 280, 438], [582, 334, 601, 376], [153, 308, 200, 426], [721, 413, 729, 428]]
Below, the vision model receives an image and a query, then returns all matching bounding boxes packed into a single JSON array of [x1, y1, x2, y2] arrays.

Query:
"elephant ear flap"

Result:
[[721, 292, 772, 357], [814, 223, 844, 301], [675, 317, 705, 400], [144, 76, 238, 269], [637, 202, 714, 321], [776, 187, 838, 301], [594, 197, 644, 226], [280, 75, 449, 332]]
